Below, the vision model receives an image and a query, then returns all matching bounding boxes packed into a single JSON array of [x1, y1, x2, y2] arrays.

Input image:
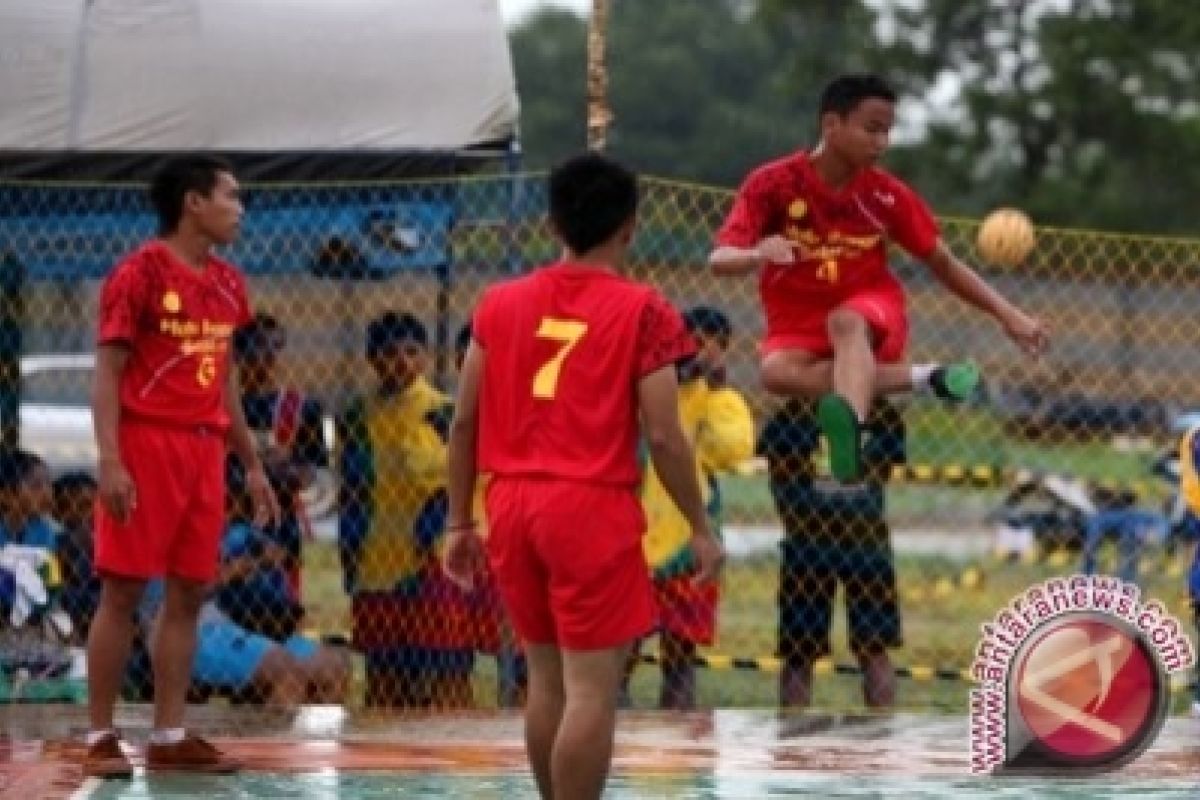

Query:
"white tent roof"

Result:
[[0, 0, 518, 153]]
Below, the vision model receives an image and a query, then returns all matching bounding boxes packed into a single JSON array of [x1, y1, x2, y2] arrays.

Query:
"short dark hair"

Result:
[[455, 323, 472, 356], [548, 153, 638, 255], [0, 449, 44, 491], [819, 73, 896, 117], [53, 471, 97, 499], [148, 154, 235, 234], [366, 311, 427, 359], [234, 312, 286, 360], [683, 306, 732, 341]]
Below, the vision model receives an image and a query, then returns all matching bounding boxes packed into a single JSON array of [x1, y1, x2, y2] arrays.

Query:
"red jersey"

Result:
[[716, 151, 939, 337], [97, 240, 252, 429], [473, 262, 695, 487]]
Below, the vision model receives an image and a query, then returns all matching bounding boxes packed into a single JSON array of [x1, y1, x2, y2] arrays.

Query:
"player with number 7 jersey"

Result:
[[473, 271, 692, 487], [445, 154, 723, 800]]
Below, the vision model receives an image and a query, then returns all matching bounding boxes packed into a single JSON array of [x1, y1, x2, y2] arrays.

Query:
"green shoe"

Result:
[[818, 392, 862, 483], [930, 360, 981, 403]]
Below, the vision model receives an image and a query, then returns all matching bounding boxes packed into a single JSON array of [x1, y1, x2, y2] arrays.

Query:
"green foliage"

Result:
[[509, 0, 1200, 233]]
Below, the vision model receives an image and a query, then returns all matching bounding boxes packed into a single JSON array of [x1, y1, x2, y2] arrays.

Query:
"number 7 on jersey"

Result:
[[533, 317, 588, 398]]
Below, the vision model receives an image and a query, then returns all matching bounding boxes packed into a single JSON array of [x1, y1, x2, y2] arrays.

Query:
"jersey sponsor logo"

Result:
[[162, 290, 181, 313]]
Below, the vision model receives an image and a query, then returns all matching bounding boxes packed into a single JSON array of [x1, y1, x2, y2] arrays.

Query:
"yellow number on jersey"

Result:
[[533, 317, 588, 398]]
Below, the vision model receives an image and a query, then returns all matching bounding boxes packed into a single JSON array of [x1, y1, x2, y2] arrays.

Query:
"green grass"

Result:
[[301, 537, 1197, 714]]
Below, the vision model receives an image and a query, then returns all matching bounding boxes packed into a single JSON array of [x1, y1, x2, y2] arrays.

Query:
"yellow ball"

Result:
[[975, 207, 1036, 267]]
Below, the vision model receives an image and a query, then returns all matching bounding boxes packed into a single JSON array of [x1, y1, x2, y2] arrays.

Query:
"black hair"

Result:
[[148, 154, 235, 235], [455, 323, 472, 356], [366, 311, 428, 359], [234, 312, 285, 359], [0, 449, 45, 492], [548, 153, 638, 255], [819, 73, 896, 117], [53, 471, 97, 498], [683, 306, 732, 341]]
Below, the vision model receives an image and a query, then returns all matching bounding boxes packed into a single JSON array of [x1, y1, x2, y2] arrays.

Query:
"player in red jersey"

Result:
[[711, 74, 1050, 481], [443, 154, 726, 800], [84, 156, 280, 779]]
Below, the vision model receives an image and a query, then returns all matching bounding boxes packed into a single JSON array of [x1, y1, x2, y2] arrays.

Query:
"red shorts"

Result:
[[94, 419, 226, 583], [762, 284, 908, 364], [485, 477, 656, 650], [654, 572, 719, 645]]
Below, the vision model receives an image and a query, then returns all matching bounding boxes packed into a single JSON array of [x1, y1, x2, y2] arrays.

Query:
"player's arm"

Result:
[[225, 368, 281, 529], [709, 239, 796, 276], [638, 365, 725, 584], [444, 339, 486, 590], [924, 240, 1050, 357], [93, 343, 135, 523], [708, 169, 795, 276]]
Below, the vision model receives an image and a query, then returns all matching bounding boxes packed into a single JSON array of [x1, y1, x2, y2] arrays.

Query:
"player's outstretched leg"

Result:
[[926, 360, 981, 403]]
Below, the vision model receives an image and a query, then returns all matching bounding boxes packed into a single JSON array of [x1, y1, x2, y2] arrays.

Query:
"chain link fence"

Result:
[[1, 173, 1198, 712]]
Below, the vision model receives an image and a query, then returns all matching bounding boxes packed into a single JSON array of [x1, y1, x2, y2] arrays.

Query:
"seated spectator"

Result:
[[218, 456, 304, 640], [207, 456, 349, 703], [53, 472, 100, 643], [0, 449, 55, 550], [0, 449, 73, 678]]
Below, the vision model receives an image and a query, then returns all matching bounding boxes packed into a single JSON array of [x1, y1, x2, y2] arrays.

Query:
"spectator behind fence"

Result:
[[234, 312, 331, 602], [339, 311, 475, 708], [1173, 426, 1200, 716], [636, 306, 754, 709], [181, 456, 348, 705], [53, 472, 100, 641], [51, 471, 153, 700], [760, 398, 906, 708], [0, 450, 55, 551]]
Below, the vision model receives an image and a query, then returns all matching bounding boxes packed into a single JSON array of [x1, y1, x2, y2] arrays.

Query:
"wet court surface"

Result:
[[2, 706, 1199, 797]]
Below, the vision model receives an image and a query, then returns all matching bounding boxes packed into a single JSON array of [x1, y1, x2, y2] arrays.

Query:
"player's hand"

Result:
[[442, 526, 485, 592], [689, 525, 726, 587], [246, 464, 282, 530], [1002, 309, 1051, 358], [755, 235, 795, 265], [98, 455, 136, 524]]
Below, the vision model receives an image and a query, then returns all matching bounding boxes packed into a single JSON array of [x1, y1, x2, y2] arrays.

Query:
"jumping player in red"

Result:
[[85, 155, 280, 778], [443, 154, 725, 800], [711, 74, 1050, 481]]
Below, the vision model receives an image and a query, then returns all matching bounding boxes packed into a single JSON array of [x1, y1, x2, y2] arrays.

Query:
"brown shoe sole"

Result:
[[145, 759, 241, 774], [83, 759, 134, 780]]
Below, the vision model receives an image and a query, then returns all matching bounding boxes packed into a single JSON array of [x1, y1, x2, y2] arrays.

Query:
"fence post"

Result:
[[586, 0, 612, 152], [0, 251, 23, 450]]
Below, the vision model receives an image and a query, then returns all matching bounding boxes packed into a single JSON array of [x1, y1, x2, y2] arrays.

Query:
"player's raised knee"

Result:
[[760, 354, 792, 396], [826, 308, 869, 342]]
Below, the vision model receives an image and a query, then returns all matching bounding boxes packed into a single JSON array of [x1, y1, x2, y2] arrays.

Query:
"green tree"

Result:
[[510, 0, 843, 185], [875, 0, 1200, 232], [510, 0, 1200, 233]]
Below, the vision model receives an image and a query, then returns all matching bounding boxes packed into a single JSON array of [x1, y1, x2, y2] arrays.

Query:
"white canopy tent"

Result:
[[0, 0, 520, 178]]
